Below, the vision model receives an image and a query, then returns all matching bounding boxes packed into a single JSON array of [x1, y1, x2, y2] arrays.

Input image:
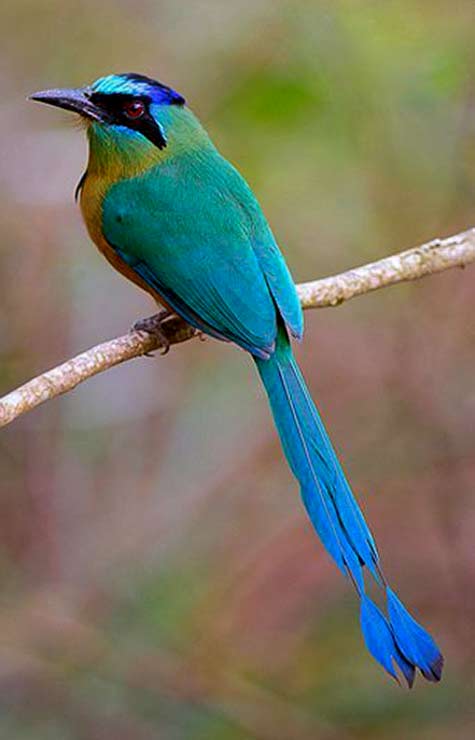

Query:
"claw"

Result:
[[133, 309, 174, 355]]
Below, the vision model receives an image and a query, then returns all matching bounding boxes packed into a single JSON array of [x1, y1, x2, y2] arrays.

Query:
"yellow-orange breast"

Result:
[[79, 171, 166, 306]]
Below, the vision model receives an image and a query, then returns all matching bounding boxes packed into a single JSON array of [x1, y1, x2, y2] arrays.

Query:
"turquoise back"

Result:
[[102, 144, 303, 357]]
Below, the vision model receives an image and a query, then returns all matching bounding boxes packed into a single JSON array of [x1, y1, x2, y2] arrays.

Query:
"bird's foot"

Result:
[[133, 309, 174, 355]]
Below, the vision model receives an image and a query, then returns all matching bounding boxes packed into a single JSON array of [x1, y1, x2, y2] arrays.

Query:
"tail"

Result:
[[255, 326, 443, 686]]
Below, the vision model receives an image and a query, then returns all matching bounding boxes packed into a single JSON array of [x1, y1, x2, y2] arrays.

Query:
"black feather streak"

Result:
[[75, 170, 87, 202]]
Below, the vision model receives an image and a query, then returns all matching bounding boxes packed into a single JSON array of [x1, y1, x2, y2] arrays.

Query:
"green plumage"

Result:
[[102, 133, 303, 356], [29, 73, 443, 685]]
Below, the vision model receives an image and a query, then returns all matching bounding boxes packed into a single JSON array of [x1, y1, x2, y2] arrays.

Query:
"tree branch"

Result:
[[1, 227, 474, 428]]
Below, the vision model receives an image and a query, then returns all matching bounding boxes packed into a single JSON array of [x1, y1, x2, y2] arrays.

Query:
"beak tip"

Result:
[[28, 91, 49, 103]]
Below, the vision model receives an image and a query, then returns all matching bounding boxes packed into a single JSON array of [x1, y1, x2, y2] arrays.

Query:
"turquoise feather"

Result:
[[30, 73, 443, 685], [97, 75, 443, 685], [103, 147, 302, 356], [254, 326, 442, 685], [102, 138, 443, 682]]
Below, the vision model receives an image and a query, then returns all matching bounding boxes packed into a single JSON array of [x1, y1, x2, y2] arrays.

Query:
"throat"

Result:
[[86, 122, 164, 181]]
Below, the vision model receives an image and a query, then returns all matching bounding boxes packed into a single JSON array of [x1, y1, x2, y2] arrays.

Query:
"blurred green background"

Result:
[[1, 1, 475, 738]]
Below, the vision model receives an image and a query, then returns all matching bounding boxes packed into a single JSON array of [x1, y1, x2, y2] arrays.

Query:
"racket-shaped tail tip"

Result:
[[387, 588, 443, 683], [421, 653, 444, 683], [360, 595, 398, 684], [360, 594, 417, 688]]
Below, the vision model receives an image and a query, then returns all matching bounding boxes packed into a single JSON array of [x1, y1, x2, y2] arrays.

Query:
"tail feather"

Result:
[[255, 326, 443, 685], [279, 356, 380, 580], [387, 588, 444, 682], [360, 595, 416, 688]]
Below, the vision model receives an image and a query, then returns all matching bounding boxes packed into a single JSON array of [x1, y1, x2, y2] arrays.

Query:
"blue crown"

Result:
[[91, 73, 185, 106]]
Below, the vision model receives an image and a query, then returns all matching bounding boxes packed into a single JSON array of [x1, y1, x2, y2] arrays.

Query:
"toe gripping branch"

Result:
[[133, 309, 195, 355]]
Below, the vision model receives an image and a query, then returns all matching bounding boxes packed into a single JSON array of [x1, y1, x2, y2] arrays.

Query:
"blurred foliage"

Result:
[[1, 1, 475, 738]]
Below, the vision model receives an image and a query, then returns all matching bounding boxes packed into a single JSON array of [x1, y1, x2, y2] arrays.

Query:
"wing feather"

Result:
[[102, 150, 302, 355]]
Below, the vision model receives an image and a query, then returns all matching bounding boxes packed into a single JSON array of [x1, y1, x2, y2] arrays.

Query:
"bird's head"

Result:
[[30, 73, 209, 173]]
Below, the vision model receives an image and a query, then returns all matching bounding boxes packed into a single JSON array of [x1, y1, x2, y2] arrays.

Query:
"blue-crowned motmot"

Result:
[[30, 73, 443, 685]]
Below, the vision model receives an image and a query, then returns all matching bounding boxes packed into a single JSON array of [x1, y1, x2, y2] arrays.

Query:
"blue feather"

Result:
[[360, 595, 416, 687], [387, 588, 443, 682], [284, 356, 380, 580], [255, 325, 443, 685], [42, 68, 444, 685], [91, 73, 185, 106], [256, 327, 379, 589], [393, 647, 416, 689], [360, 595, 399, 681]]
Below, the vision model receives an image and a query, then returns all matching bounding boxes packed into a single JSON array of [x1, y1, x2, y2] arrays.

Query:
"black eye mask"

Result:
[[89, 92, 167, 150]]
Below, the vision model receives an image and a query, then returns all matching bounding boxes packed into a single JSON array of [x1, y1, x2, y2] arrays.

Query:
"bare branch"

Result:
[[1, 227, 474, 428], [297, 227, 475, 308]]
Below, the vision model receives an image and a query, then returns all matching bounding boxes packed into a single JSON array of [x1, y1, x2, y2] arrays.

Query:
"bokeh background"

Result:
[[1, 1, 475, 738]]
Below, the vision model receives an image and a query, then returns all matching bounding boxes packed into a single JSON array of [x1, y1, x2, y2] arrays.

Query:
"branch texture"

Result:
[[1, 227, 474, 428]]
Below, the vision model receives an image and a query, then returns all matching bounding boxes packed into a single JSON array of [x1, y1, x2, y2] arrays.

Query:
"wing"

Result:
[[102, 150, 303, 357]]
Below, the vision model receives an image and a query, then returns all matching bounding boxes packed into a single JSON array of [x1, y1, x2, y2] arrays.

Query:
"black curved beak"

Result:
[[29, 87, 104, 122]]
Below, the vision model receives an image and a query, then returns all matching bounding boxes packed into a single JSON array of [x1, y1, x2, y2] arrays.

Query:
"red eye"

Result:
[[123, 100, 145, 119]]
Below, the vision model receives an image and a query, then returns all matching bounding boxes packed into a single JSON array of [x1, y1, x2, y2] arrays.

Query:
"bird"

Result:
[[30, 72, 443, 686]]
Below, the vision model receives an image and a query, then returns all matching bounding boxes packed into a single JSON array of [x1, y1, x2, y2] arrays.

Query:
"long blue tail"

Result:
[[255, 326, 443, 686]]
